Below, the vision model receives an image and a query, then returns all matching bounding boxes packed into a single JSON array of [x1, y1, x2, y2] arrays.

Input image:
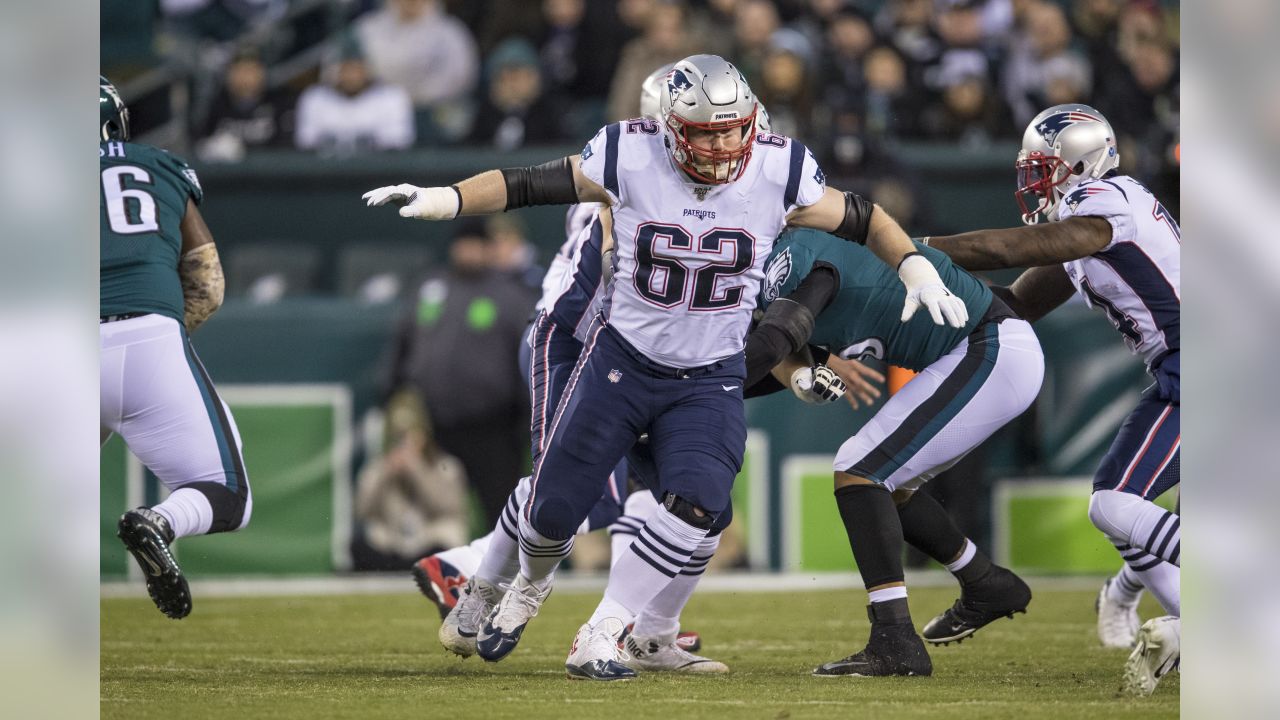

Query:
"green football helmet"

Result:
[[100, 75, 130, 141]]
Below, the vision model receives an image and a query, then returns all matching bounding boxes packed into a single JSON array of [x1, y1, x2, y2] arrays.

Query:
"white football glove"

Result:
[[897, 253, 969, 328], [362, 184, 460, 220], [790, 365, 847, 405]]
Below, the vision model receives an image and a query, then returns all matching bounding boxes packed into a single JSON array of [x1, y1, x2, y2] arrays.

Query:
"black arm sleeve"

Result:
[[501, 157, 578, 210], [743, 266, 840, 388], [744, 372, 787, 398], [831, 192, 874, 245]]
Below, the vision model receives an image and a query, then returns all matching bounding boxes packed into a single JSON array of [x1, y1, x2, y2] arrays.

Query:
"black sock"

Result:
[[955, 550, 994, 587], [897, 491, 967, 566], [834, 484, 906, 591]]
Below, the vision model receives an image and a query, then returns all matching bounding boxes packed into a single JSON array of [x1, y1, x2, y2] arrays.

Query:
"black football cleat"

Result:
[[921, 565, 1031, 645], [118, 507, 192, 619], [814, 600, 933, 677]]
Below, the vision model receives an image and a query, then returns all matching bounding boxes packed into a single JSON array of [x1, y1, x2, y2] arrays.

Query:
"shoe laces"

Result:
[[587, 620, 630, 663], [491, 580, 549, 630], [455, 581, 493, 632]]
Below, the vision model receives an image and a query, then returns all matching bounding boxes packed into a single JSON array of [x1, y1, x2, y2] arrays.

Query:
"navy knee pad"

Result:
[[529, 495, 580, 541]]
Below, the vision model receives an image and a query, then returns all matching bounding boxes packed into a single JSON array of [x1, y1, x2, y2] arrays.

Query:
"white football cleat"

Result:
[[1122, 615, 1180, 696], [476, 573, 552, 662], [1096, 578, 1141, 648], [565, 617, 637, 681], [438, 577, 498, 658], [623, 631, 729, 673]]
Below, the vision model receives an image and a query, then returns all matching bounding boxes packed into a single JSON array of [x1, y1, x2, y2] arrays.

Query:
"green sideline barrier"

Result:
[[101, 385, 351, 579], [779, 468, 1177, 573], [994, 478, 1177, 573]]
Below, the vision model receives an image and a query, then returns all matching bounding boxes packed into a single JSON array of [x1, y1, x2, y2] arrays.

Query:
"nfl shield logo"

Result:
[[693, 186, 710, 201], [608, 369, 623, 383]]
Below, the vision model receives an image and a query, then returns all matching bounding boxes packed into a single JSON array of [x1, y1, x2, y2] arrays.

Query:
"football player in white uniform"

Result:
[[926, 103, 1180, 696], [366, 54, 967, 680]]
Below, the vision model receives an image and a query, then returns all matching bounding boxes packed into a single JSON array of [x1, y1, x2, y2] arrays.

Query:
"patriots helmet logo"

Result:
[[667, 69, 694, 104], [1036, 110, 1102, 146], [762, 248, 792, 304]]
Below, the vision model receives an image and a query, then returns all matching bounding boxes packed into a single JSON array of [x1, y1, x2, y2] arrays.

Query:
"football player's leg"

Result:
[[1097, 563, 1145, 648], [624, 505, 729, 673], [1090, 392, 1181, 567], [109, 317, 251, 618], [587, 368, 744, 630], [821, 320, 1043, 668], [571, 360, 745, 679], [482, 326, 647, 662]]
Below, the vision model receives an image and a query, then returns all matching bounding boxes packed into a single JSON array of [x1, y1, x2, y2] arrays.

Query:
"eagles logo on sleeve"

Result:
[[762, 247, 792, 303]]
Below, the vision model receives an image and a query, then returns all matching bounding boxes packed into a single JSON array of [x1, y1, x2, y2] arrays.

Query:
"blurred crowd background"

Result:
[[103, 0, 1178, 200]]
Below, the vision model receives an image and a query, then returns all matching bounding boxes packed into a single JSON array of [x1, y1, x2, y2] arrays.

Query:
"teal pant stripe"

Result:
[[854, 322, 1002, 481], [181, 332, 243, 493]]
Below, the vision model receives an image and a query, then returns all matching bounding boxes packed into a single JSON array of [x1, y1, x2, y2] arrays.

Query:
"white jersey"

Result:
[[1056, 175, 1180, 370], [579, 120, 826, 368], [536, 203, 601, 313]]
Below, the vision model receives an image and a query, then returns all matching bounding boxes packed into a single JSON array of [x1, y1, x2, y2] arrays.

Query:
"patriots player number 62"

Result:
[[633, 223, 754, 310]]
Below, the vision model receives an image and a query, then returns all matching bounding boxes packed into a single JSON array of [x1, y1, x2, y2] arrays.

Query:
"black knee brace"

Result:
[[662, 492, 715, 530]]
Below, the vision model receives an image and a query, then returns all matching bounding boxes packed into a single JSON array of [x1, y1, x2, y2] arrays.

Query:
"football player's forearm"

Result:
[[453, 169, 509, 214], [927, 228, 1033, 270], [929, 217, 1113, 270], [179, 243, 224, 332], [864, 206, 917, 268]]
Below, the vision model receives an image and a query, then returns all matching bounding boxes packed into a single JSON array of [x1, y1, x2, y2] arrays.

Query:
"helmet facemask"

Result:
[[667, 107, 758, 185], [1014, 150, 1074, 225]]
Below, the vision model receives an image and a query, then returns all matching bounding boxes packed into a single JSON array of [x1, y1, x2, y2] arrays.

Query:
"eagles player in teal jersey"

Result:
[[746, 229, 1045, 676], [100, 76, 251, 619]]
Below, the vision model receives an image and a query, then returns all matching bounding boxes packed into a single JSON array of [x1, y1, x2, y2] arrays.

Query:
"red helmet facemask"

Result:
[[1014, 151, 1074, 223], [667, 108, 758, 185]]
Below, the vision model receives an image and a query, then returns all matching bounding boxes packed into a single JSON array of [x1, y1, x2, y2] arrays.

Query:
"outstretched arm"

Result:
[[990, 264, 1077, 322], [925, 216, 1113, 270], [788, 187, 969, 327], [363, 155, 611, 219]]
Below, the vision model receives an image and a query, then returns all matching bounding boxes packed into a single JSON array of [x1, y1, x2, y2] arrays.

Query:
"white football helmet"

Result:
[[660, 54, 759, 184], [1015, 103, 1120, 224]]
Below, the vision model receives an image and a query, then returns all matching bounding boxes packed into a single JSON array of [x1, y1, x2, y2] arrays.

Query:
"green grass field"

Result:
[[101, 582, 1177, 719]]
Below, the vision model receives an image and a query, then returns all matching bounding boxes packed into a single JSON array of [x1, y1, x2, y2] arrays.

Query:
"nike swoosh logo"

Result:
[[722, 385, 739, 391]]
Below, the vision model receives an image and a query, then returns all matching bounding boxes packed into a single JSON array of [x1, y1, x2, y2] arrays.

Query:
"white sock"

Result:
[[632, 531, 720, 638], [437, 533, 488, 578], [589, 506, 707, 626], [608, 491, 658, 567], [152, 488, 213, 539], [517, 510, 572, 585], [475, 478, 531, 586], [1106, 563, 1145, 606], [1117, 552, 1181, 616], [868, 586, 908, 604], [945, 539, 977, 573]]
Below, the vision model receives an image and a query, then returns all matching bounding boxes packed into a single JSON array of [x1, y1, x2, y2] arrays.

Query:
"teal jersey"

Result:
[[99, 140, 204, 321], [760, 229, 992, 371]]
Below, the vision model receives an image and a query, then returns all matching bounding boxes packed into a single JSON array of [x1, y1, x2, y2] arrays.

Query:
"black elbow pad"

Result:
[[758, 297, 815, 351], [833, 192, 873, 245], [501, 158, 578, 210]]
